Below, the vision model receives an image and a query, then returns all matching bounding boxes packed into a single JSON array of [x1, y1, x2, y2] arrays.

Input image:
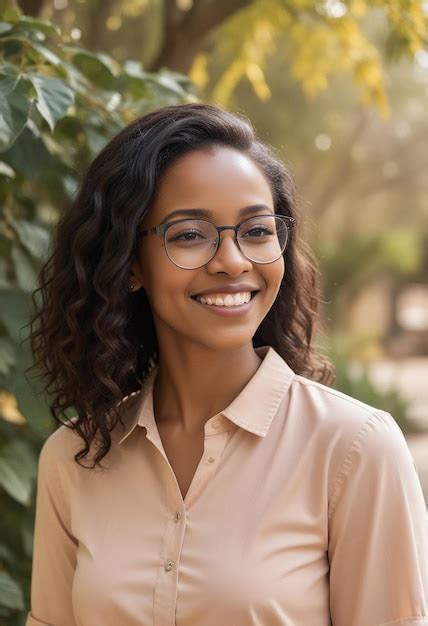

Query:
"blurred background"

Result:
[[0, 0, 427, 622]]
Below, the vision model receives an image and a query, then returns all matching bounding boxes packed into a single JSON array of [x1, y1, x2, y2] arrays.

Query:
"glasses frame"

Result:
[[137, 213, 295, 270]]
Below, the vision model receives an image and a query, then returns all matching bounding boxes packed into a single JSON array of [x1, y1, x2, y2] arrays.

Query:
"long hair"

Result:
[[25, 102, 335, 468]]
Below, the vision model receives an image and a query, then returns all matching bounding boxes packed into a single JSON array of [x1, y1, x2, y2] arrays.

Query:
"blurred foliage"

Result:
[[194, 0, 428, 116], [196, 0, 397, 114], [0, 6, 195, 623], [315, 229, 424, 333], [31, 0, 428, 116]]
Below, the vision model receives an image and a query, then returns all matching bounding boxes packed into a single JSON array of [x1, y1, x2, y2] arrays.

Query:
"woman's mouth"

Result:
[[190, 291, 259, 317]]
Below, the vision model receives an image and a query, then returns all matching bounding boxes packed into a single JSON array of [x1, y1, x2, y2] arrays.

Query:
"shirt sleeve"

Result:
[[26, 433, 78, 626], [328, 409, 428, 626]]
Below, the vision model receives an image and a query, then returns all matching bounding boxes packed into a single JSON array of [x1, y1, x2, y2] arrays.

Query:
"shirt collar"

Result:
[[118, 345, 295, 445]]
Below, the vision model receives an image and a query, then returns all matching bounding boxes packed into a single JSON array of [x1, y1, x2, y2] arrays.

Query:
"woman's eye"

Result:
[[245, 227, 272, 237], [170, 230, 205, 241]]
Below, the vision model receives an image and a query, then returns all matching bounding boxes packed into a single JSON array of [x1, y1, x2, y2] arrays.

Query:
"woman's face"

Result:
[[130, 146, 284, 352]]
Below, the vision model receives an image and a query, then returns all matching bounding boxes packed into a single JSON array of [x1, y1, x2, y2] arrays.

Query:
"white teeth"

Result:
[[196, 291, 252, 306]]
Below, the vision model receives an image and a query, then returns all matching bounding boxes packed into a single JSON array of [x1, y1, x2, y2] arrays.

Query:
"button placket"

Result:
[[154, 429, 234, 625], [154, 512, 186, 626], [183, 430, 231, 508], [152, 463, 187, 626]]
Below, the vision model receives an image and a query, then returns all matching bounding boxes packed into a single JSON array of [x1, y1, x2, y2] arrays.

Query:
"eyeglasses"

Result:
[[137, 213, 295, 270]]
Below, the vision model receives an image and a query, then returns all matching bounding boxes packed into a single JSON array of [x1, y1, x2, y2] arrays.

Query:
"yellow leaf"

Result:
[[349, 0, 368, 18], [189, 53, 209, 89], [0, 390, 26, 425], [245, 63, 271, 101], [212, 57, 247, 106]]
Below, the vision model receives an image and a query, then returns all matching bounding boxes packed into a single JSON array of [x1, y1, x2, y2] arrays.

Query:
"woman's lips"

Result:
[[190, 291, 258, 317]]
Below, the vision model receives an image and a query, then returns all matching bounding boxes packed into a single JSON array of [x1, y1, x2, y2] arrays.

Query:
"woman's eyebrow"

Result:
[[159, 204, 274, 224]]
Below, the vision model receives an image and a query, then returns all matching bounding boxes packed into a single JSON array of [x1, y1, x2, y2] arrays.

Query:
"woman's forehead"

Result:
[[150, 147, 273, 218]]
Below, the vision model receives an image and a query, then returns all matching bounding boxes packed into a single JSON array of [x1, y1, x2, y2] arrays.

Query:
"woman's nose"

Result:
[[206, 231, 253, 272]]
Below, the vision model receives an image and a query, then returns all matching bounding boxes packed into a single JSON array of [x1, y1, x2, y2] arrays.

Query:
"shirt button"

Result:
[[207, 456, 215, 464], [164, 559, 175, 572], [173, 511, 182, 522], [212, 418, 221, 429]]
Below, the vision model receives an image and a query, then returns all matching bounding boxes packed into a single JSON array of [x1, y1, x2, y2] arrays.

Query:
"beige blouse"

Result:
[[26, 345, 428, 626]]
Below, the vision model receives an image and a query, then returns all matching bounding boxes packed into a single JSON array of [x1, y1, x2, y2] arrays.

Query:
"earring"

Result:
[[130, 284, 135, 290]]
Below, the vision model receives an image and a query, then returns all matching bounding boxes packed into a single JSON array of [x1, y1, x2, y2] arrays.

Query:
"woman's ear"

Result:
[[128, 259, 145, 291]]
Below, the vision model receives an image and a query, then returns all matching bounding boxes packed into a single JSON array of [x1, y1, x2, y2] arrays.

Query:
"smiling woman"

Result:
[[26, 102, 332, 465], [24, 103, 428, 626]]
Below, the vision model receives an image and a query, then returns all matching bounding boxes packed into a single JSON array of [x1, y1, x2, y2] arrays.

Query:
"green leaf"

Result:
[[21, 518, 34, 559], [147, 72, 187, 97], [85, 124, 108, 155], [9, 218, 50, 261], [11, 244, 37, 292], [0, 569, 24, 610], [0, 543, 15, 566], [6, 439, 37, 481], [0, 22, 13, 35], [29, 41, 64, 67], [28, 74, 74, 131], [7, 125, 55, 178], [65, 46, 118, 89], [0, 160, 14, 177], [0, 288, 31, 343], [0, 352, 52, 446], [0, 336, 16, 375], [0, 439, 34, 506], [118, 72, 150, 100], [0, 338, 54, 438], [15, 15, 61, 38], [0, 62, 18, 77], [0, 74, 18, 95], [0, 257, 11, 288], [0, 79, 31, 151], [60, 59, 91, 92], [123, 59, 145, 77]]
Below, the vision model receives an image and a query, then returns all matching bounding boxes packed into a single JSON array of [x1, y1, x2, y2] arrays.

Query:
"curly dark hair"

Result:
[[25, 102, 335, 469]]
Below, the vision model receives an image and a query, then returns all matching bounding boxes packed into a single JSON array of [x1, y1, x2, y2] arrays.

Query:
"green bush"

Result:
[[0, 7, 196, 624]]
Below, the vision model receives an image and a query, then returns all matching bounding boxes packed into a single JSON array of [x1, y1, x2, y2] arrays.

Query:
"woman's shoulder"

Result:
[[37, 416, 83, 473], [291, 371, 381, 416], [287, 373, 417, 514], [287, 371, 402, 448], [38, 391, 142, 467]]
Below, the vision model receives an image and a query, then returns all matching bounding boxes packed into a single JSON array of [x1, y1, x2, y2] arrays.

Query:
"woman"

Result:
[[25, 103, 427, 626]]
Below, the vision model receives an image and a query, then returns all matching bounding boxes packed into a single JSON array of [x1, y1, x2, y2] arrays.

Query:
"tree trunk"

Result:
[[18, 0, 45, 16], [149, 0, 251, 73], [83, 0, 117, 53]]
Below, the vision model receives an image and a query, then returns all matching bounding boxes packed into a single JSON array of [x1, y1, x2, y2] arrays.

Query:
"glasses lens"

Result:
[[165, 220, 218, 269], [238, 215, 288, 263]]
